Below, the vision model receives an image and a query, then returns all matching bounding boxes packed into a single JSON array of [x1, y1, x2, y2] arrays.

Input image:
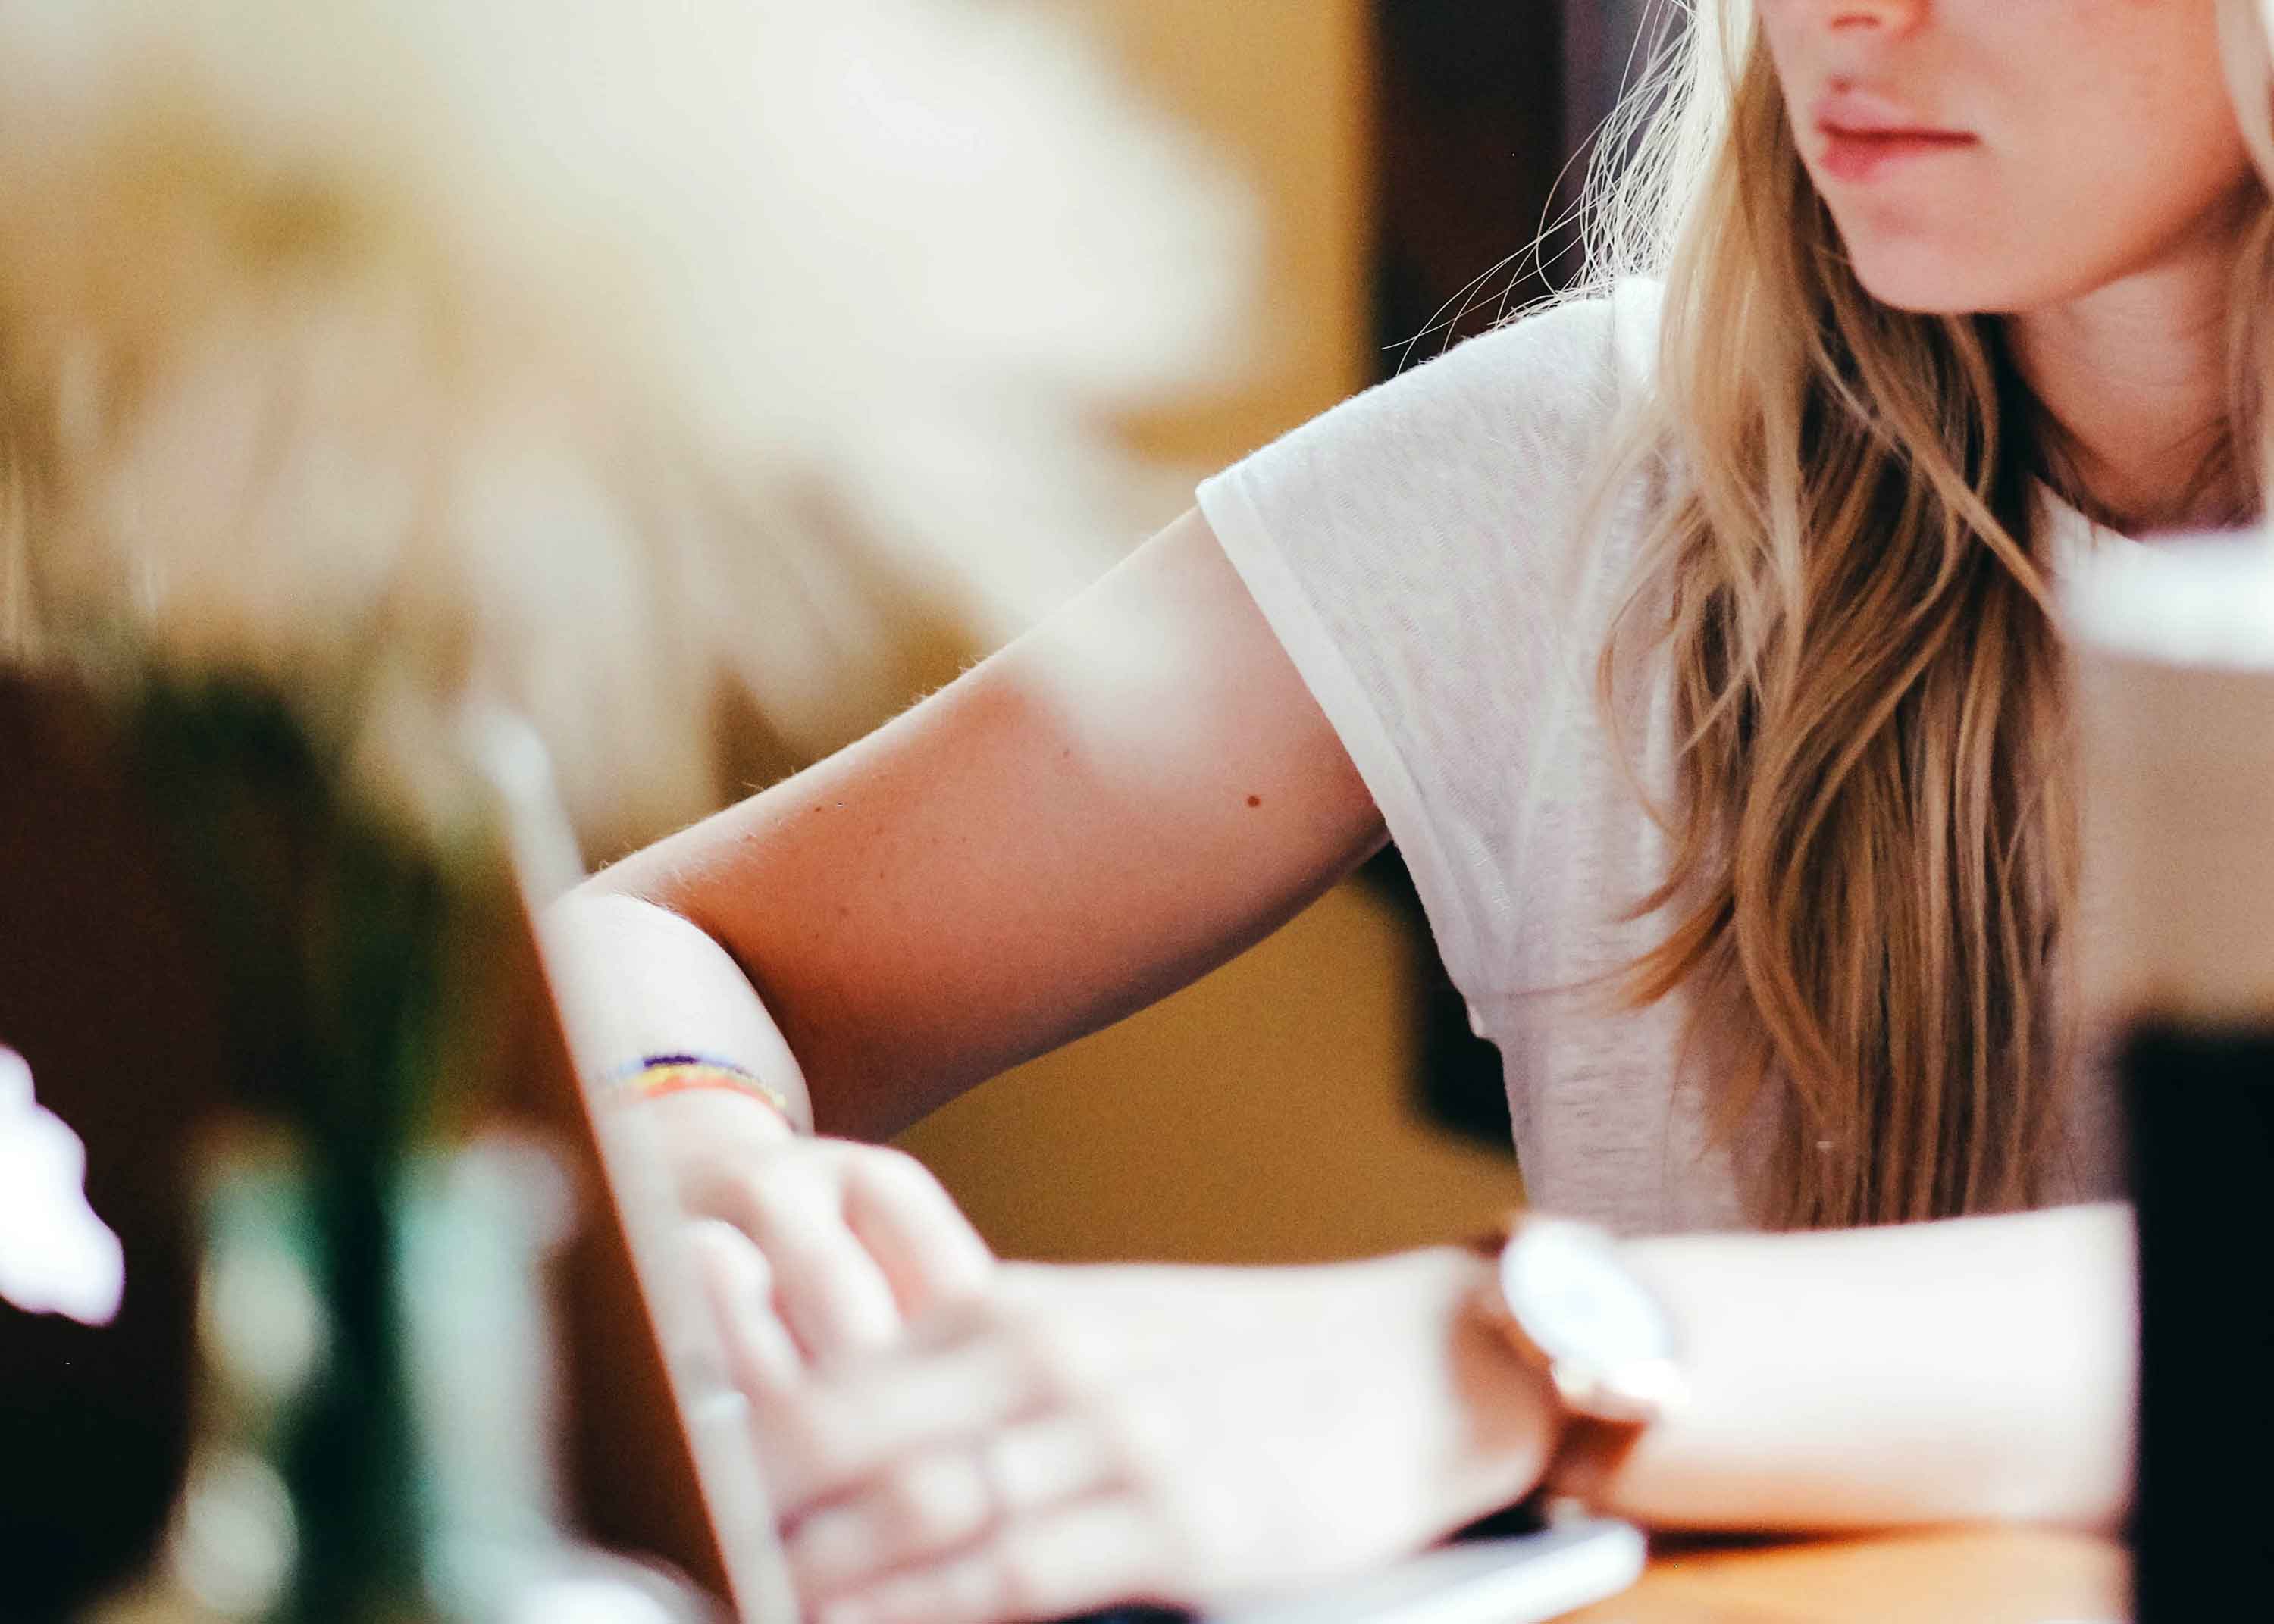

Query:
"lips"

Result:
[[1809, 89, 1976, 183]]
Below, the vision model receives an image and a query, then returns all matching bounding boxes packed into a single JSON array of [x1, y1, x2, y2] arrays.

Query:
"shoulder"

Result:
[[1364, 280, 1657, 446], [1186, 284, 1663, 1004], [1207, 282, 1660, 507], [1455, 278, 1659, 385], [1196, 280, 1662, 554], [1409, 279, 1658, 414]]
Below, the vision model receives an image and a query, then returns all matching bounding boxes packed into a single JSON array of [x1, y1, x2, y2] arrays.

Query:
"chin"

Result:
[[1841, 243, 2021, 318]]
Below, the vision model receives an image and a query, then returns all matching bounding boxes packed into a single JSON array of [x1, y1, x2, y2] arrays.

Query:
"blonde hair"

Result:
[[1578, 2, 2274, 1227]]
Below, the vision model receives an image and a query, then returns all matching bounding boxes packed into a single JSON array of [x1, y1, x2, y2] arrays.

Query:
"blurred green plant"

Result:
[[125, 674, 467, 1621]]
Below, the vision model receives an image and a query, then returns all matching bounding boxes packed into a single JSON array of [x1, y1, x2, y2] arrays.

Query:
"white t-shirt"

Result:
[[1195, 284, 2125, 1234]]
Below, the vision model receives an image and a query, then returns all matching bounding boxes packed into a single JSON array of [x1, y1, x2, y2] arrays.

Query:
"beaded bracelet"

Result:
[[604, 1053, 797, 1125]]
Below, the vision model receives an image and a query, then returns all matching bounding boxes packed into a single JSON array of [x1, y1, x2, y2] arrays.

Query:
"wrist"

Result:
[[603, 1053, 803, 1134], [1424, 1247, 1565, 1528], [1464, 1216, 1689, 1520]]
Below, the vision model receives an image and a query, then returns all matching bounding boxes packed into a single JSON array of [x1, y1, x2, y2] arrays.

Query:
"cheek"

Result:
[[1996, 55, 2250, 300], [2049, 8, 2254, 224]]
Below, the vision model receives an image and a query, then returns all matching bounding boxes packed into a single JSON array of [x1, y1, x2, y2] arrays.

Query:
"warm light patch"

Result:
[[0, 1045, 125, 1325]]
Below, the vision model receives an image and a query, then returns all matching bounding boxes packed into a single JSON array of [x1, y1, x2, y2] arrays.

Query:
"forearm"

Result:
[[539, 887, 815, 1131], [1596, 1203, 2136, 1532], [565, 514, 1385, 1142]]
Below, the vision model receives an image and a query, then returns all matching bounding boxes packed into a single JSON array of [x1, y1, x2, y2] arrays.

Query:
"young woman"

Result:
[[545, 2, 2272, 1619]]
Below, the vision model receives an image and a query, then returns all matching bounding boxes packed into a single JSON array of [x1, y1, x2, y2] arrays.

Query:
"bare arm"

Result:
[[559, 506, 1385, 1140], [731, 1203, 2135, 1620], [1605, 1201, 2137, 1530]]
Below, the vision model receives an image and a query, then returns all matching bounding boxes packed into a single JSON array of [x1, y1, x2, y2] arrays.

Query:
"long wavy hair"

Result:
[[1580, 1, 2274, 1228]]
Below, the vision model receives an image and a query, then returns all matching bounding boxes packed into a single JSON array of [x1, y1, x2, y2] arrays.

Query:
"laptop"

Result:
[[0, 671, 1638, 1622]]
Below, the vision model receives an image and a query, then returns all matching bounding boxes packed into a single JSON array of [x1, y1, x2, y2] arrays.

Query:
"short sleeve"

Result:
[[1195, 289, 1651, 1006]]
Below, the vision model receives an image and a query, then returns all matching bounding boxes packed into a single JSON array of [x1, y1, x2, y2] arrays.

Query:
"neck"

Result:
[[2005, 199, 2257, 537]]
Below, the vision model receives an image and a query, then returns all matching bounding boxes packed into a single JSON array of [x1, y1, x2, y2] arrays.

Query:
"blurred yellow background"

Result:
[[896, 0, 1524, 1265]]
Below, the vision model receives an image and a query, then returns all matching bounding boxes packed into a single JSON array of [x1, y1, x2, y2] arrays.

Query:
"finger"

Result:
[[840, 1150, 996, 1319], [688, 1219, 802, 1399], [741, 1167, 905, 1361], [788, 1415, 1120, 1600], [764, 1333, 1054, 1512], [810, 1494, 1173, 1624]]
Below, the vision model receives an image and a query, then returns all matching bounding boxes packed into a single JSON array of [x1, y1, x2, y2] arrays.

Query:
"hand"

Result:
[[648, 1087, 994, 1363], [713, 1249, 1558, 1624]]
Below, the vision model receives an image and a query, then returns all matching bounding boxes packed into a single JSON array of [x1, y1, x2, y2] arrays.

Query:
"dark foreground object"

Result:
[[2127, 1021, 2274, 1621]]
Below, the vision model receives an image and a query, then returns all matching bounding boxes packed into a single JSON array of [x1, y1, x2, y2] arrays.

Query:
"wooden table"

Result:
[[1562, 1529, 2128, 1623]]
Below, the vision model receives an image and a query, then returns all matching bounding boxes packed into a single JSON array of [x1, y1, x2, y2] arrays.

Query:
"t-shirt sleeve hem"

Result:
[[1195, 468, 1495, 1002]]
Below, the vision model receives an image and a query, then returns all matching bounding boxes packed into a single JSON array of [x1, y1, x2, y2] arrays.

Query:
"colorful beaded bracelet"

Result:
[[604, 1053, 796, 1124]]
